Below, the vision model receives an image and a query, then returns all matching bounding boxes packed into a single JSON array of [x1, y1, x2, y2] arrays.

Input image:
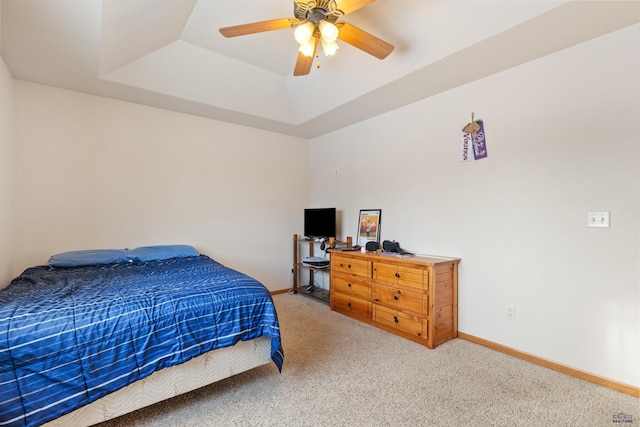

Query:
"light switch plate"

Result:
[[587, 211, 610, 228]]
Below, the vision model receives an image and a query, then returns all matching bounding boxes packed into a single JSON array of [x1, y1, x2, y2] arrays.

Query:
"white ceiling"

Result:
[[1, 1, 639, 138]]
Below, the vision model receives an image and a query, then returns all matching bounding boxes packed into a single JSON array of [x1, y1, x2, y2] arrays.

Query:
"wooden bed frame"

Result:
[[45, 336, 272, 426]]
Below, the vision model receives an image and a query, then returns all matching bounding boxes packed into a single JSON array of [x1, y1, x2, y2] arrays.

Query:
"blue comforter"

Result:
[[0, 255, 284, 427]]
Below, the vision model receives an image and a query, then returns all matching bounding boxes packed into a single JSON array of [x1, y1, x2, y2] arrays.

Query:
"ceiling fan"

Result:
[[219, 0, 394, 76]]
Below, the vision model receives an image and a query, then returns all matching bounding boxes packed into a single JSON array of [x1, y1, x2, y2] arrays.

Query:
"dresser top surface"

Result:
[[330, 250, 460, 266]]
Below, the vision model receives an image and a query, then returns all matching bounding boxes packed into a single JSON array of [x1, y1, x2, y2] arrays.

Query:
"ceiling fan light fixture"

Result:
[[318, 20, 338, 43], [321, 38, 339, 56], [299, 38, 316, 57], [219, 1, 394, 76], [294, 21, 315, 44]]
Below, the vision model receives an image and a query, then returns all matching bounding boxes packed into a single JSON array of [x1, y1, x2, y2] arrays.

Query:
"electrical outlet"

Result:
[[505, 306, 516, 321]]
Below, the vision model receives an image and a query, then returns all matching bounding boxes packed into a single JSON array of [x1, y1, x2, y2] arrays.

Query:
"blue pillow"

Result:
[[127, 245, 199, 262], [49, 249, 130, 268]]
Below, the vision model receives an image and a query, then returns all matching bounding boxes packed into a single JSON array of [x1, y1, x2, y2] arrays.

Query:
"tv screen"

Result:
[[304, 208, 336, 239]]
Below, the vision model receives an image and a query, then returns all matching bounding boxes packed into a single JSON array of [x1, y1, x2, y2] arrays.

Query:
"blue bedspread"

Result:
[[0, 255, 283, 427]]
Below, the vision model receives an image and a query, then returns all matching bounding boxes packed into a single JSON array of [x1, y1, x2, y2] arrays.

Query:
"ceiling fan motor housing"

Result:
[[294, 1, 343, 23]]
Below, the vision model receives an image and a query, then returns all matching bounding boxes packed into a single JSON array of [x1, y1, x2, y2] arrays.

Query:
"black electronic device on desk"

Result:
[[365, 241, 379, 251], [302, 256, 330, 268], [304, 207, 336, 240], [382, 240, 414, 256]]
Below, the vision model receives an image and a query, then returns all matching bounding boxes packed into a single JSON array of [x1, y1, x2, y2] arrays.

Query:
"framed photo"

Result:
[[357, 209, 381, 246]]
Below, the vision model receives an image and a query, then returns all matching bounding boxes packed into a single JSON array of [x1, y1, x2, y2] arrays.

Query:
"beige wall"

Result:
[[4, 3, 638, 390], [11, 82, 308, 290], [308, 24, 640, 387], [0, 52, 14, 287]]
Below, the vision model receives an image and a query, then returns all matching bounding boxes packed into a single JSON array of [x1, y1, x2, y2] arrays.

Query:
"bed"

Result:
[[0, 246, 284, 427]]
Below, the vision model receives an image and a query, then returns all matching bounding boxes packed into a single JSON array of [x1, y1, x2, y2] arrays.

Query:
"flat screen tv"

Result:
[[304, 208, 336, 239]]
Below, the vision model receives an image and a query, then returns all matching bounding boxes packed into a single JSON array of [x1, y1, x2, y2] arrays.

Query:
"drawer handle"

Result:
[[395, 272, 400, 278], [393, 295, 399, 301], [348, 302, 352, 307], [348, 264, 352, 269], [348, 283, 352, 288], [394, 316, 399, 323]]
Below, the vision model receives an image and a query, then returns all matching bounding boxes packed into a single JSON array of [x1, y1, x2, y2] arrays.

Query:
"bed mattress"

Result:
[[0, 255, 283, 427]]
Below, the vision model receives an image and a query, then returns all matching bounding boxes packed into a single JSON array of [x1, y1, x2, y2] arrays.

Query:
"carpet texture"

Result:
[[99, 293, 639, 426]]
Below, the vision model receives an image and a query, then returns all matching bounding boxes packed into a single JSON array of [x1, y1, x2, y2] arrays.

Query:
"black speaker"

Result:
[[365, 241, 379, 251]]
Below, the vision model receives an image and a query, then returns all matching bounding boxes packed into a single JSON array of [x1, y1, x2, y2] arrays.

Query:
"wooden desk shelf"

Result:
[[291, 234, 351, 303]]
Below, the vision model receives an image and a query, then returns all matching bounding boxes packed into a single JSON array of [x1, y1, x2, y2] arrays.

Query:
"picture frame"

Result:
[[356, 209, 382, 247]]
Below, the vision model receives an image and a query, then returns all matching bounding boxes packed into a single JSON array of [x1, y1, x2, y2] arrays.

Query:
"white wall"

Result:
[[0, 4, 16, 286], [5, 6, 638, 390], [11, 82, 308, 290], [308, 25, 640, 387]]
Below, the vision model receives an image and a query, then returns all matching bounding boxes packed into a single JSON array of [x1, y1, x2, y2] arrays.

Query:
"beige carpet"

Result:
[[100, 293, 639, 426]]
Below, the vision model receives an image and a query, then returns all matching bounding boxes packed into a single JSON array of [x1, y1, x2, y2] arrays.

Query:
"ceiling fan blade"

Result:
[[337, 22, 394, 59], [337, 0, 376, 15], [293, 37, 319, 76], [219, 18, 294, 38]]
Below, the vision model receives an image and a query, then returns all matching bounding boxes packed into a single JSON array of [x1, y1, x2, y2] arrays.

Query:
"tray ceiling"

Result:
[[2, 0, 639, 138]]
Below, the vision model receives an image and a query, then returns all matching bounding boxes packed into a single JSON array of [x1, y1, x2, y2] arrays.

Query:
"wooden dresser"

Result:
[[330, 251, 460, 349]]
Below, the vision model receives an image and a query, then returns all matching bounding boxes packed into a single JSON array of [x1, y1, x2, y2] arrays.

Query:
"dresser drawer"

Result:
[[374, 262, 427, 290], [332, 255, 371, 278], [372, 283, 426, 316], [373, 304, 426, 339], [332, 273, 370, 299], [332, 291, 371, 320]]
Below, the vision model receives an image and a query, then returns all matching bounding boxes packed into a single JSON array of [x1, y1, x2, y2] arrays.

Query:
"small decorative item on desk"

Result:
[[357, 209, 382, 247]]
